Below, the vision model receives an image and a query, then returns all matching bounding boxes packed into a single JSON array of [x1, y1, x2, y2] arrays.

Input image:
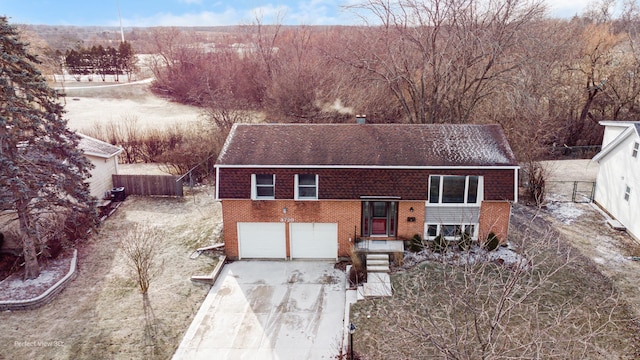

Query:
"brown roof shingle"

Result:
[[217, 123, 518, 167]]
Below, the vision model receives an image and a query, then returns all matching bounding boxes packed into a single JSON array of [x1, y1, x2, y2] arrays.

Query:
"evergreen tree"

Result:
[[118, 41, 137, 81], [0, 16, 96, 279]]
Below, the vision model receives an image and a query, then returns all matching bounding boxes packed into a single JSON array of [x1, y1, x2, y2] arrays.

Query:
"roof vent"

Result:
[[356, 114, 367, 124]]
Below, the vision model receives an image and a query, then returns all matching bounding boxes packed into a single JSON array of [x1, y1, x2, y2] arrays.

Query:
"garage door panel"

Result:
[[290, 223, 337, 259], [238, 222, 286, 259]]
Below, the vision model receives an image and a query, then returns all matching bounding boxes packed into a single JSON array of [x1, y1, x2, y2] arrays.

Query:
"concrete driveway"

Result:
[[173, 261, 346, 360]]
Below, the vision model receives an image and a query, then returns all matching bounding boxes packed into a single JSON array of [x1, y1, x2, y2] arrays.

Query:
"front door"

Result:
[[362, 201, 397, 237]]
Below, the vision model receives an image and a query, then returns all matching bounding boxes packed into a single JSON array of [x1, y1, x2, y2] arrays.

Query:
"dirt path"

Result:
[[0, 186, 222, 359]]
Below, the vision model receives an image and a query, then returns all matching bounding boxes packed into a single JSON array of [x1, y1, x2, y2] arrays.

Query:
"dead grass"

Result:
[[0, 185, 221, 359], [350, 204, 640, 359], [60, 81, 204, 132]]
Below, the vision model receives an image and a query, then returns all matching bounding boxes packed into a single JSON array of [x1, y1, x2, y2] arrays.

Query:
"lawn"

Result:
[[0, 186, 221, 359], [350, 204, 640, 359]]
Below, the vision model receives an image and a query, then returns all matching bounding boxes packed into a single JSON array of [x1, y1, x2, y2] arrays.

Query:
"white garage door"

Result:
[[238, 222, 286, 259], [290, 223, 338, 259]]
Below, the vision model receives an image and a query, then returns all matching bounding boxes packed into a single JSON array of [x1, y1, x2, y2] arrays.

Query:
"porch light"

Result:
[[283, 207, 287, 214], [409, 207, 414, 212]]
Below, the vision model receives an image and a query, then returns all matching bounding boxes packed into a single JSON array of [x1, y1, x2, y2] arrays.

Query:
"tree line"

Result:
[[142, 0, 640, 164], [64, 41, 137, 81]]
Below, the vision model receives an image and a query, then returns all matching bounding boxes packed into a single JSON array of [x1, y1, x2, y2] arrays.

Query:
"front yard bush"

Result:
[[431, 234, 448, 253], [408, 234, 424, 252], [483, 232, 500, 251]]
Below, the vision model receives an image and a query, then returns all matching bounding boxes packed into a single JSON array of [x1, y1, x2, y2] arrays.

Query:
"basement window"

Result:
[[425, 224, 477, 240]]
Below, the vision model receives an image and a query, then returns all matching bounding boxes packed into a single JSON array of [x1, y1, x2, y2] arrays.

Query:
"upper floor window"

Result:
[[252, 174, 275, 200], [633, 142, 639, 158], [624, 185, 631, 202], [429, 175, 481, 204], [295, 174, 318, 200]]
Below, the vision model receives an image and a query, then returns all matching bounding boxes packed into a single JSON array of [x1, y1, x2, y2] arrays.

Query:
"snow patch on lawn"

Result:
[[402, 244, 530, 271], [0, 252, 72, 301], [545, 196, 584, 225]]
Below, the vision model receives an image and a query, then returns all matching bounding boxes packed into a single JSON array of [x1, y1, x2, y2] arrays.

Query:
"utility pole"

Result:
[[117, 0, 125, 43]]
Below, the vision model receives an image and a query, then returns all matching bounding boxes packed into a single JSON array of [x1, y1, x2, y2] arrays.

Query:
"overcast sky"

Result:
[[0, 0, 595, 27]]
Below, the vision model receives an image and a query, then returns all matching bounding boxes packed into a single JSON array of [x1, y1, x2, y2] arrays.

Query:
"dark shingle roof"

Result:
[[217, 123, 518, 167]]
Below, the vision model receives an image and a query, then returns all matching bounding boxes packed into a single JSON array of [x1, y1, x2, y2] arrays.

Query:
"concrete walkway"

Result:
[[173, 261, 346, 360]]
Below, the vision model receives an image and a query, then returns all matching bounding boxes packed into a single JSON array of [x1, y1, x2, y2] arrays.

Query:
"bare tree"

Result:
[[121, 225, 164, 294], [343, 0, 547, 124], [351, 207, 635, 358]]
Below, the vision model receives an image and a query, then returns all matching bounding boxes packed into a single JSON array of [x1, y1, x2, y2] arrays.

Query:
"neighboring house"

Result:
[[592, 121, 640, 241], [214, 122, 519, 260], [77, 133, 123, 200], [1, 133, 121, 254]]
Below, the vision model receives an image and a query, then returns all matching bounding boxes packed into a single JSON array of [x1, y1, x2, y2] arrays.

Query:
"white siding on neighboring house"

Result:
[[84, 154, 119, 199], [600, 121, 637, 147], [593, 122, 640, 241], [77, 133, 122, 201]]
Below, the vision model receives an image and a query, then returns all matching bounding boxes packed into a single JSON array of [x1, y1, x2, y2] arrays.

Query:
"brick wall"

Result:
[[396, 201, 425, 240], [221, 199, 426, 258], [478, 201, 512, 244], [218, 167, 516, 201], [222, 199, 361, 259]]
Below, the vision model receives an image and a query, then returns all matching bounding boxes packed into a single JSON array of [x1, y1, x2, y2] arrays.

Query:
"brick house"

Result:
[[215, 123, 519, 260]]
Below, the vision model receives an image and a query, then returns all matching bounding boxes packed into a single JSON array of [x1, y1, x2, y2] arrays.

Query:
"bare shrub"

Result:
[[121, 225, 164, 294], [348, 244, 366, 287], [524, 160, 550, 207], [82, 119, 219, 178], [156, 123, 219, 182], [350, 209, 637, 358]]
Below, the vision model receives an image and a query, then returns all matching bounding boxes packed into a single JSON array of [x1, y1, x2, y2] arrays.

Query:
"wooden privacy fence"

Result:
[[112, 174, 183, 197]]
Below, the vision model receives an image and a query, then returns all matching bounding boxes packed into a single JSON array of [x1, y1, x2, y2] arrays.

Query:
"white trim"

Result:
[[215, 166, 220, 199], [593, 125, 639, 162], [82, 150, 122, 159], [215, 164, 519, 170], [428, 175, 483, 205], [425, 223, 478, 241], [294, 174, 319, 200], [251, 174, 276, 200]]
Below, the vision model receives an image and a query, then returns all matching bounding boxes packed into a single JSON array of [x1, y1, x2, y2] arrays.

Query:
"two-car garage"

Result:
[[237, 222, 338, 260]]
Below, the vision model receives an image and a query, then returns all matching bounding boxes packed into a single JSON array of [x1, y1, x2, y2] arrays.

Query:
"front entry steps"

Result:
[[366, 253, 390, 272], [363, 253, 392, 297]]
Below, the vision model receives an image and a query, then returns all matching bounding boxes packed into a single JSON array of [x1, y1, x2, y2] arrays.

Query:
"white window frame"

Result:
[[295, 174, 318, 200], [633, 142, 639, 158], [624, 185, 631, 202], [425, 223, 478, 241], [251, 174, 275, 200], [428, 175, 483, 205]]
